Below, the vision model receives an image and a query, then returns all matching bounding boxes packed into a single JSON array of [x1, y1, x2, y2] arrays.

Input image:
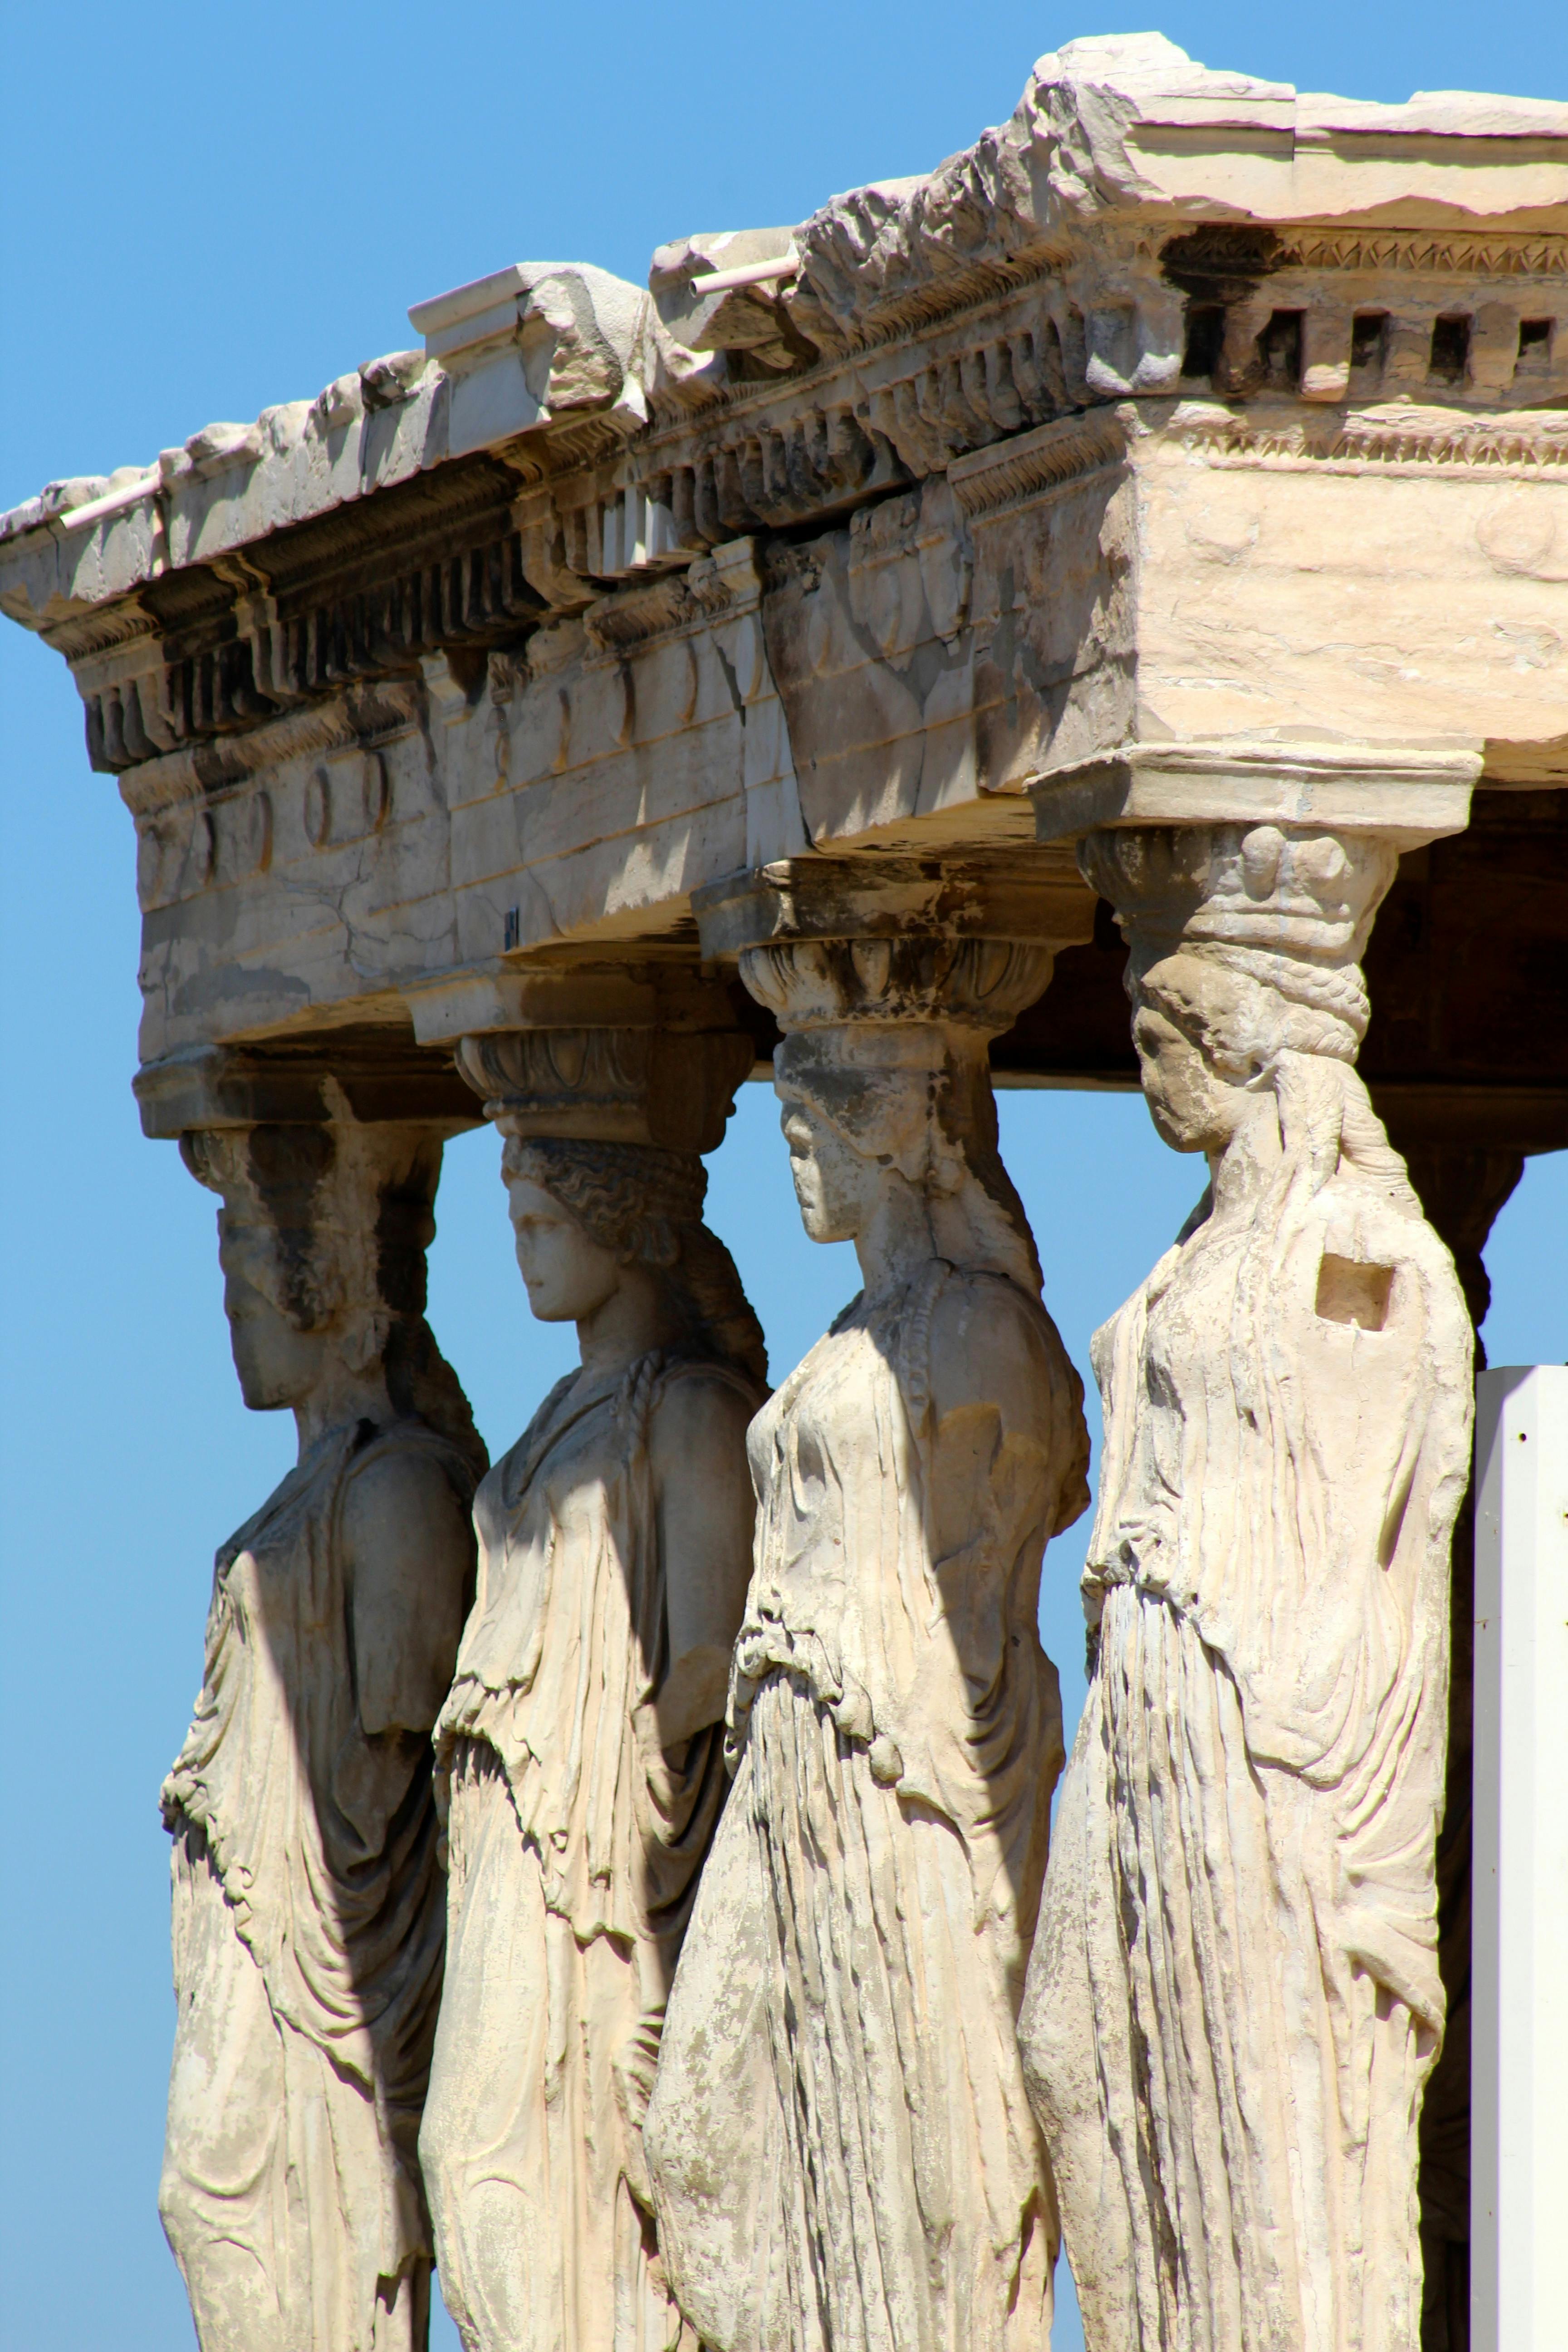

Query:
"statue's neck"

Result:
[[853, 1177, 941, 1300], [1205, 1094, 1284, 1232], [574, 1266, 683, 1383], [293, 1360, 397, 1455]]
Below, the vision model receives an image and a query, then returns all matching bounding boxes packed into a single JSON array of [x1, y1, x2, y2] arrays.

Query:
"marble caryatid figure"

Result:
[[419, 1024, 766, 2352], [1019, 824, 1475, 2352], [648, 928, 1091, 2352], [160, 1108, 485, 2352]]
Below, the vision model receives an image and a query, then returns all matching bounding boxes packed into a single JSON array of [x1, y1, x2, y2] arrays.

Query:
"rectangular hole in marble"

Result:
[[1429, 314, 1471, 385], [1181, 301, 1226, 381], [1315, 1254, 1395, 1332], [1257, 309, 1303, 392], [1517, 318, 1554, 371]]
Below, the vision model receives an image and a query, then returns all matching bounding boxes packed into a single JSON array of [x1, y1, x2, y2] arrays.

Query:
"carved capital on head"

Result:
[[174, 1108, 441, 1340], [410, 959, 756, 1154], [1081, 820, 1402, 1060], [133, 1044, 485, 1454], [133, 1040, 477, 1336], [456, 1023, 752, 1154], [739, 934, 1053, 1038], [695, 855, 1085, 1289], [1036, 741, 1478, 853], [694, 854, 1092, 1039], [134, 1038, 481, 1138]]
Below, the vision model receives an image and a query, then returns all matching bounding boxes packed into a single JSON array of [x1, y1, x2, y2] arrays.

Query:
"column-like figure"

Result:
[[419, 1025, 765, 2352], [648, 918, 1090, 2352], [1019, 824, 1475, 2352], [160, 1107, 485, 2352]]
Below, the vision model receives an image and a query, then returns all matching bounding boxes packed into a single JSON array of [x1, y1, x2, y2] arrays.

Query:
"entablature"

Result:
[[2, 31, 1565, 1125]]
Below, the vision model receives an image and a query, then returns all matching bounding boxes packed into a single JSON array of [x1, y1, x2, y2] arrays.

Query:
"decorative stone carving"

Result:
[[154, 1080, 486, 2352], [1019, 821, 1475, 2352], [14, 31, 1565, 1067], [7, 41, 1568, 2352], [647, 864, 1091, 2352], [418, 1004, 765, 2352]]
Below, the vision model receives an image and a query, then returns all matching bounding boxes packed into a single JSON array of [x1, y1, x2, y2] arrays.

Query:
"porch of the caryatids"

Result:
[[137, 1045, 487, 2352], [1018, 748, 1481, 2352], [646, 856, 1093, 2352], [407, 966, 767, 2352]]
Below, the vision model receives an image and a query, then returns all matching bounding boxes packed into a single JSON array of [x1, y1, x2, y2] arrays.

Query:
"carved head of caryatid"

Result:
[[1081, 822, 1400, 1161], [695, 858, 1084, 1293], [455, 1019, 767, 1384], [178, 1097, 457, 1429], [744, 934, 1051, 1276]]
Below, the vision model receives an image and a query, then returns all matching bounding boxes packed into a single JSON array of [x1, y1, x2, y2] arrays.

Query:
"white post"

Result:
[[1471, 1364, 1568, 2352]]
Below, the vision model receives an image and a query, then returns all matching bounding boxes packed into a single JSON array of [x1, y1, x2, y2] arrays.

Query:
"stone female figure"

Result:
[[1019, 825, 1475, 2352], [161, 1116, 485, 2352], [647, 940, 1090, 2352], [419, 1133, 766, 2352]]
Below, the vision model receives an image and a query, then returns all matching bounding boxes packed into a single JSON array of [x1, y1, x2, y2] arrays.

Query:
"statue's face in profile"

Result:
[[779, 1100, 872, 1245], [1129, 952, 1264, 1158], [507, 1176, 622, 1324], [1132, 1006, 1227, 1155], [218, 1223, 326, 1410]]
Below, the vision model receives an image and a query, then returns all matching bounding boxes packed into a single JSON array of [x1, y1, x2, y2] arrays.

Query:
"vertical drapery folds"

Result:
[[1019, 823, 1475, 2352], [158, 1083, 483, 2352], [419, 996, 764, 2352], [649, 861, 1091, 2352]]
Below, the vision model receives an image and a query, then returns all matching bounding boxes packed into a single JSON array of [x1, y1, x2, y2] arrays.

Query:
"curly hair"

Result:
[[503, 1135, 769, 1390]]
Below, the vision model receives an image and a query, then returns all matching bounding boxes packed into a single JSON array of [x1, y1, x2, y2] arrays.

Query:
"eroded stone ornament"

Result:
[[1019, 824, 1475, 2352], [160, 1108, 485, 2352], [647, 916, 1090, 2352], [418, 1022, 765, 2352]]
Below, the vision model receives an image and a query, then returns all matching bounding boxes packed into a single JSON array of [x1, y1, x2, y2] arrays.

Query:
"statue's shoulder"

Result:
[[1304, 1167, 1472, 1351], [927, 1264, 1055, 1357], [652, 1354, 763, 1404], [338, 1421, 477, 1552], [916, 1265, 1078, 1432], [341, 1415, 473, 1495], [647, 1357, 764, 1464]]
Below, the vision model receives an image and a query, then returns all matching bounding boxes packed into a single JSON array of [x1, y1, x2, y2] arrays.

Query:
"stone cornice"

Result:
[[115, 683, 421, 819], [948, 409, 1131, 518], [7, 41, 1566, 670]]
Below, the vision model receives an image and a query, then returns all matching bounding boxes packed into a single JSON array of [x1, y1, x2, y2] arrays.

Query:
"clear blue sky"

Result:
[[2, 7, 1564, 2349]]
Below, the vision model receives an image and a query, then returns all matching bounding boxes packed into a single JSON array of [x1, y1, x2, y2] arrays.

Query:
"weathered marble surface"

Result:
[[159, 1107, 485, 2352], [420, 1026, 765, 2352], [0, 39, 1564, 1061], [4, 32, 1563, 2352], [1019, 823, 1475, 2352], [648, 887, 1090, 2352]]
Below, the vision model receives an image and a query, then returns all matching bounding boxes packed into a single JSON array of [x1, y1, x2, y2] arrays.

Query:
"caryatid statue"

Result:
[[1019, 824, 1475, 2352], [647, 870, 1092, 2352], [157, 1080, 486, 2352], [418, 1014, 767, 2352]]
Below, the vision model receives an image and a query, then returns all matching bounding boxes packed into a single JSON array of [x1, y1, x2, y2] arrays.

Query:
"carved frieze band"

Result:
[[1171, 401, 1568, 477], [1251, 227, 1568, 281]]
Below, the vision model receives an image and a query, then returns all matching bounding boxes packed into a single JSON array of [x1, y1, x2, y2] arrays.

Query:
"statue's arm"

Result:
[[927, 1276, 1090, 1566], [342, 1450, 476, 1736], [648, 1378, 758, 1750]]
